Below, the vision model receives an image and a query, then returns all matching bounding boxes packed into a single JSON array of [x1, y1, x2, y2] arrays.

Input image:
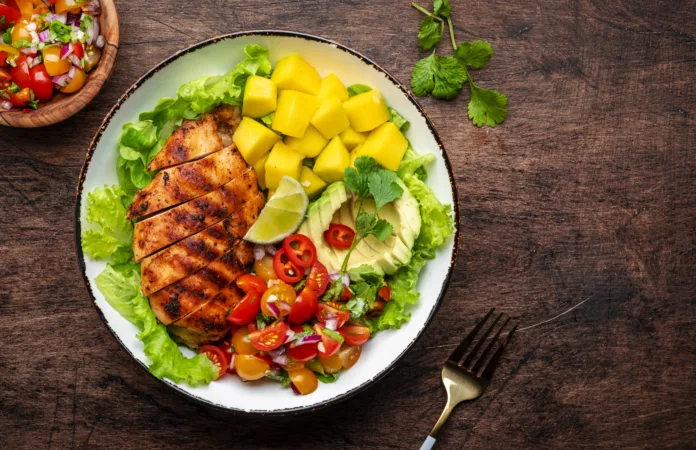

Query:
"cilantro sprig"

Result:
[[410, 0, 508, 127], [340, 156, 403, 273]]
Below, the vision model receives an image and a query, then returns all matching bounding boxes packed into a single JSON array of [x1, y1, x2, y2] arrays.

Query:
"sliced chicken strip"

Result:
[[127, 145, 246, 220], [214, 105, 242, 148], [147, 114, 223, 172], [132, 168, 260, 261]]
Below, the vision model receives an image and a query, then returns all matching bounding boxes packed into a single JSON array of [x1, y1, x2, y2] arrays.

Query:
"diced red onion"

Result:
[[317, 342, 326, 353], [268, 346, 285, 358], [1, 101, 12, 111], [66, 13, 81, 26], [26, 22, 37, 32], [52, 73, 71, 88], [229, 353, 235, 370], [38, 30, 50, 42], [264, 245, 277, 256], [291, 383, 300, 395], [46, 13, 67, 24], [31, 56, 41, 67], [67, 54, 81, 67], [95, 35, 105, 48], [253, 245, 265, 261], [21, 46, 37, 55], [86, 19, 99, 45], [266, 302, 280, 319], [68, 66, 77, 79], [278, 301, 292, 314], [267, 279, 282, 288], [341, 273, 350, 287], [283, 329, 296, 344], [86, 0, 101, 15], [325, 319, 338, 331], [60, 43, 73, 60], [328, 271, 341, 282], [304, 266, 311, 275], [293, 334, 321, 346], [272, 354, 289, 366], [325, 311, 337, 320]]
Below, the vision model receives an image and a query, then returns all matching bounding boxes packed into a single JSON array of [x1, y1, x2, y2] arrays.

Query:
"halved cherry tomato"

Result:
[[0, 4, 20, 28], [317, 353, 343, 373], [231, 326, 257, 355], [29, 63, 51, 101], [282, 234, 316, 268], [236, 274, 267, 294], [198, 344, 229, 379], [378, 285, 392, 302], [0, 67, 11, 86], [249, 321, 288, 351], [324, 223, 354, 249], [8, 87, 31, 107], [287, 340, 319, 362], [288, 368, 318, 394], [0, 51, 8, 68], [273, 248, 303, 283], [217, 339, 236, 374], [261, 282, 296, 318], [10, 54, 30, 89], [338, 344, 362, 369], [316, 303, 350, 329], [306, 261, 329, 296], [11, 18, 30, 43], [254, 255, 277, 282], [72, 41, 84, 58], [59, 67, 87, 94], [235, 354, 269, 381], [339, 325, 370, 346], [288, 286, 318, 325], [314, 323, 341, 358], [227, 288, 261, 325], [368, 299, 385, 316], [281, 358, 305, 372], [54, 0, 81, 14]]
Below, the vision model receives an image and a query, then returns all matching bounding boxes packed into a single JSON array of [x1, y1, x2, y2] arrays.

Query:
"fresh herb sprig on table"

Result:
[[339, 156, 404, 273], [410, 0, 508, 127]]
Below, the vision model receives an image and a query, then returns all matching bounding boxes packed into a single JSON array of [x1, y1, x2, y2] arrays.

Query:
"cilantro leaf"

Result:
[[418, 16, 442, 50], [294, 324, 315, 340], [49, 20, 72, 44], [322, 278, 346, 302], [343, 155, 379, 200], [368, 170, 404, 211], [454, 40, 493, 69], [411, 53, 467, 100], [347, 84, 372, 97], [322, 329, 344, 344], [356, 212, 392, 242], [468, 83, 508, 127], [433, 0, 451, 18], [11, 39, 33, 49], [372, 219, 394, 241], [3, 27, 12, 45]]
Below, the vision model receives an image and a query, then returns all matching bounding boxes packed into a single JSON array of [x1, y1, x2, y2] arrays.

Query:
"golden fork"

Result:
[[420, 309, 518, 450]]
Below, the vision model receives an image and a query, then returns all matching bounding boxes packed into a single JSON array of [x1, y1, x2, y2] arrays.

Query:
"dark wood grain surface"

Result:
[[1, 1, 694, 448]]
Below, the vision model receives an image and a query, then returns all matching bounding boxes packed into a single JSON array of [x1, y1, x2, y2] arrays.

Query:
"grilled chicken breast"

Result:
[[147, 114, 223, 172], [132, 168, 260, 261], [148, 240, 254, 326], [127, 145, 246, 220], [214, 105, 242, 147]]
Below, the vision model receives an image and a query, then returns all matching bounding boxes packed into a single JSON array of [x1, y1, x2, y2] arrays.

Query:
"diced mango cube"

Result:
[[242, 76, 277, 118], [233, 117, 282, 165], [353, 122, 408, 171], [317, 74, 349, 102], [300, 166, 328, 200], [285, 124, 328, 158], [272, 90, 320, 138], [342, 89, 390, 132], [264, 142, 304, 191], [271, 53, 321, 95], [311, 96, 350, 139], [252, 153, 270, 190], [340, 127, 368, 150], [313, 136, 350, 183]]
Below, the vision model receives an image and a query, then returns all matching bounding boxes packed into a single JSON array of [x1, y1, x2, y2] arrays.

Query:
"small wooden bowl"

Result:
[[0, 0, 119, 128]]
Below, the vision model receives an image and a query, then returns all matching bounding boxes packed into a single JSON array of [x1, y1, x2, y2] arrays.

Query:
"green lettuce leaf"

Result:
[[398, 146, 435, 181], [305, 359, 340, 383], [81, 186, 133, 260]]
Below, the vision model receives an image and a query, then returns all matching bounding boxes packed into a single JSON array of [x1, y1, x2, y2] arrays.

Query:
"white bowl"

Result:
[[75, 31, 460, 414]]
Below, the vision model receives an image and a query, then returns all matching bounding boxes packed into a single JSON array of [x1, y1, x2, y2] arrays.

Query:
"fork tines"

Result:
[[448, 308, 518, 380]]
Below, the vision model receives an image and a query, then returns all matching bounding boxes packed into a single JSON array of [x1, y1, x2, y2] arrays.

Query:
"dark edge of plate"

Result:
[[74, 30, 461, 416]]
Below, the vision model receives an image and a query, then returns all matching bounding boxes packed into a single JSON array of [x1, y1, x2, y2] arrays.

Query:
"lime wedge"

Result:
[[244, 176, 309, 244]]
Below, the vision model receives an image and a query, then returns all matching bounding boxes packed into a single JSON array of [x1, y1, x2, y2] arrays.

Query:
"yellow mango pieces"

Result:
[[242, 76, 277, 118], [272, 90, 320, 138], [342, 89, 390, 132], [340, 127, 368, 150], [299, 166, 328, 200], [353, 122, 408, 171], [271, 53, 321, 95], [233, 117, 282, 165], [317, 74, 349, 101], [253, 153, 270, 190], [311, 96, 350, 139], [314, 136, 350, 183], [264, 142, 304, 191], [285, 124, 328, 158]]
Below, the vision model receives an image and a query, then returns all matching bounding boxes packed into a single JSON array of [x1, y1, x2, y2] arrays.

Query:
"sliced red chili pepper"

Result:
[[273, 248, 303, 284], [282, 233, 317, 268], [324, 223, 355, 249]]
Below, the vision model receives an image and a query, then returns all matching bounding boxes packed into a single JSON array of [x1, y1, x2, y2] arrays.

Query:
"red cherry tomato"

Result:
[[282, 234, 316, 268], [339, 325, 371, 346], [255, 353, 274, 366], [235, 274, 267, 294], [217, 339, 236, 374], [306, 261, 329, 296], [273, 248, 303, 283], [340, 286, 353, 301], [378, 285, 392, 302], [29, 63, 52, 102], [0, 4, 20, 29], [314, 324, 341, 358], [227, 288, 261, 325], [0, 66, 11, 83], [8, 87, 31, 107], [249, 321, 289, 351], [198, 345, 229, 379], [0, 51, 9, 67], [286, 328, 319, 362], [324, 223, 355, 249], [10, 54, 30, 89], [288, 286, 318, 325], [72, 41, 84, 58], [316, 303, 350, 329]]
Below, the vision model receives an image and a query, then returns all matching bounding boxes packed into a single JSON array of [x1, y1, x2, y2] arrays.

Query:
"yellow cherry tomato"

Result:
[[14, 0, 35, 18], [254, 255, 277, 282], [289, 368, 318, 395], [42, 46, 71, 76], [260, 282, 296, 317], [281, 359, 305, 372], [54, 0, 81, 14], [338, 344, 362, 369], [231, 326, 257, 355], [59, 68, 87, 93], [11, 20, 31, 43], [317, 354, 343, 374], [235, 354, 270, 381]]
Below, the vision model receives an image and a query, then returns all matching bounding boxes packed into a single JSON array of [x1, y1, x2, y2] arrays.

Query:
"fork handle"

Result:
[[420, 403, 456, 449]]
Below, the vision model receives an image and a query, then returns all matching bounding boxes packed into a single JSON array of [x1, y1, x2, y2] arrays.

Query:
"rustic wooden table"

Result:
[[1, 1, 694, 448]]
